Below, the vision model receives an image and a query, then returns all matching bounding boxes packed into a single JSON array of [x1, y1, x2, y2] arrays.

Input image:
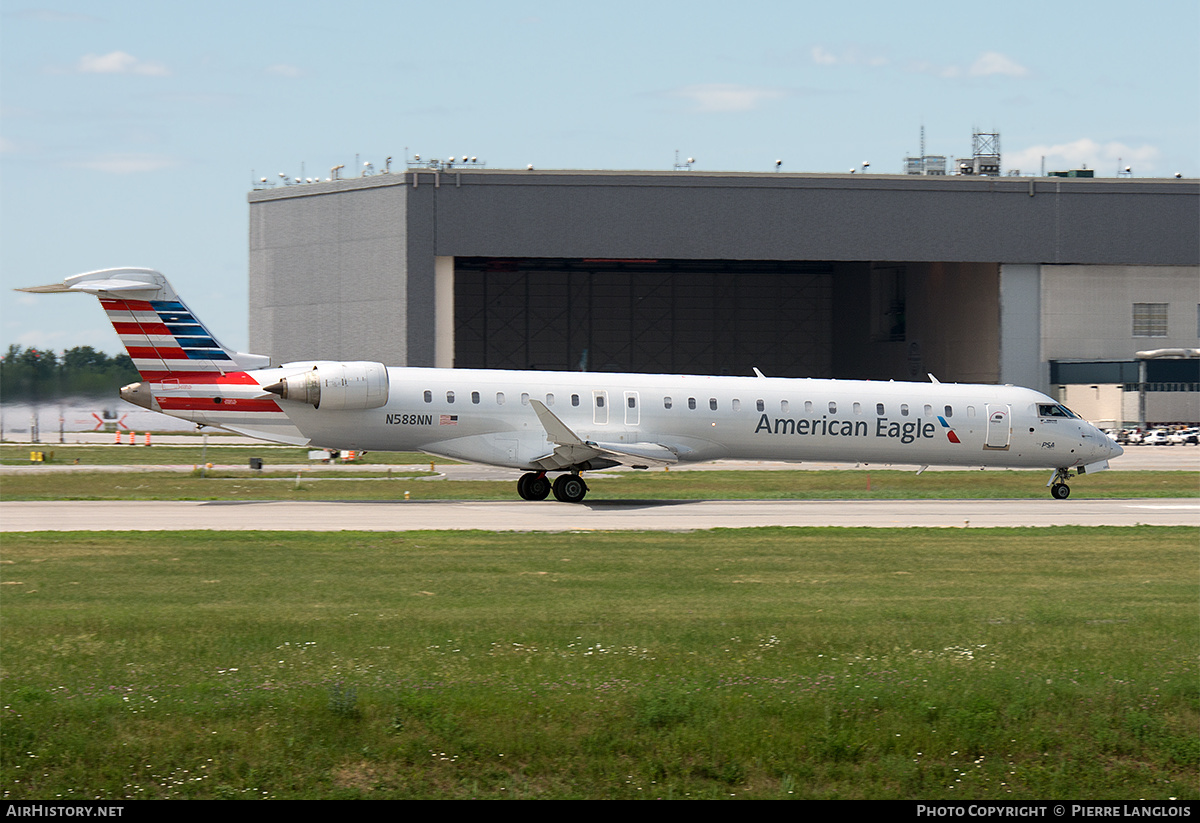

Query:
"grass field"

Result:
[[1, 467, 1195, 502], [1, 527, 1196, 800]]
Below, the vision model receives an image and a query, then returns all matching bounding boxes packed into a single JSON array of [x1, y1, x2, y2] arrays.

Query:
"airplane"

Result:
[[18, 268, 1123, 502]]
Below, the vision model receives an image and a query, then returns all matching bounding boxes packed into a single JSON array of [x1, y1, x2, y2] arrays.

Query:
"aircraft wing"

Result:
[[528, 399, 678, 470]]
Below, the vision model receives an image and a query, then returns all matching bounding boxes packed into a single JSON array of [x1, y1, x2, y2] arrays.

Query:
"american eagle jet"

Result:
[[19, 268, 1122, 502]]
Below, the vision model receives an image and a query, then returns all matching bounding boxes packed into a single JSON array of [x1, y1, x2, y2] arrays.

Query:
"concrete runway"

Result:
[[2, 497, 1197, 531], [3, 442, 1195, 531]]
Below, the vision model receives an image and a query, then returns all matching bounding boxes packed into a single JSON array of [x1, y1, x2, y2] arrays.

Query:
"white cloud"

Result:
[[266, 63, 303, 78], [68, 153, 180, 174], [671, 83, 787, 113], [809, 45, 889, 68], [76, 51, 169, 76], [969, 51, 1029, 78], [815, 45, 1029, 80], [811, 46, 838, 66], [1006, 139, 1161, 175]]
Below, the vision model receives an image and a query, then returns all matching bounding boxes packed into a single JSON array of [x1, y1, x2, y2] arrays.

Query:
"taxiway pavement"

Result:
[[2, 497, 1196, 532]]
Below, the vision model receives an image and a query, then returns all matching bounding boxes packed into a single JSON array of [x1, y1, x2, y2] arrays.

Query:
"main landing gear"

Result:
[[516, 471, 551, 501], [516, 471, 588, 503], [1049, 468, 1072, 500]]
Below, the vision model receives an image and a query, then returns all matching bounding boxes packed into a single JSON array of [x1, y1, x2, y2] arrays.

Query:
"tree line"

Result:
[[1, 345, 140, 402]]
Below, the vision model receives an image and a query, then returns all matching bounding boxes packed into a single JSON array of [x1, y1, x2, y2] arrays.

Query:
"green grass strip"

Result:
[[2, 527, 1196, 800]]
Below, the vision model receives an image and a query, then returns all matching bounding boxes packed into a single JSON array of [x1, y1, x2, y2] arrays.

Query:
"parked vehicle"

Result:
[[1140, 429, 1171, 446], [1168, 427, 1199, 446]]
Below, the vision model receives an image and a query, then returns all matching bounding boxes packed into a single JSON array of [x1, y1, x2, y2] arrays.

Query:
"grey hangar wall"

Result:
[[248, 170, 1199, 393]]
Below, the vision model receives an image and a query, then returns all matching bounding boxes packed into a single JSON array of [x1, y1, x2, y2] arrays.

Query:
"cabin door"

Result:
[[984, 404, 1011, 450]]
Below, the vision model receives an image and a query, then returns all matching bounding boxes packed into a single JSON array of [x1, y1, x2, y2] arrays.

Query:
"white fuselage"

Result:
[[243, 367, 1120, 472], [21, 268, 1122, 502]]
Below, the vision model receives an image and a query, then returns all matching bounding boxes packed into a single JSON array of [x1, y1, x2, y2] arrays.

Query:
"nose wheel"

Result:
[[1048, 468, 1073, 500]]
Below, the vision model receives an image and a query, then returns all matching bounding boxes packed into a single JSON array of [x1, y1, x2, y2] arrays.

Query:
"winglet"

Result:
[[529, 399, 584, 446]]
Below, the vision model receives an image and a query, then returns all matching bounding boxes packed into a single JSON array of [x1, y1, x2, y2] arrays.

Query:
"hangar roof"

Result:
[[249, 170, 1198, 266]]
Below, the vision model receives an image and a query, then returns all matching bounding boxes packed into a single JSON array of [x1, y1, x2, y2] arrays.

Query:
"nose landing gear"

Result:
[[1048, 468, 1073, 499]]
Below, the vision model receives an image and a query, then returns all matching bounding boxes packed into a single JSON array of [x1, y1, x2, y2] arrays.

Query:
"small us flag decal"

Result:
[[440, 414, 458, 425]]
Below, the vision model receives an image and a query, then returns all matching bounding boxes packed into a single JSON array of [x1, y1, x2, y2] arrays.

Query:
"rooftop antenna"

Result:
[[673, 150, 695, 171]]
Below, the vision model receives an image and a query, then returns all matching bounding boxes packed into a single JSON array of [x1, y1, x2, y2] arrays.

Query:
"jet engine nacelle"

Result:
[[264, 362, 389, 411]]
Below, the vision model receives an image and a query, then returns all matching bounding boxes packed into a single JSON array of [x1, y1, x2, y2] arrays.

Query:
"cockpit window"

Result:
[[1038, 403, 1078, 419]]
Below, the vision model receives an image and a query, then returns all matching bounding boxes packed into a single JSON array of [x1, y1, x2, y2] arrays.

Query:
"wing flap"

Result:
[[528, 399, 678, 470]]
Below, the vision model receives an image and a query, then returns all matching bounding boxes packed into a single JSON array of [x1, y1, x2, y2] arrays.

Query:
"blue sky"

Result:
[[2, 0, 1197, 356]]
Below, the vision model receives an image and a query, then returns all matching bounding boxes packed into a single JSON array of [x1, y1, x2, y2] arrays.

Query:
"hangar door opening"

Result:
[[454, 258, 833, 377]]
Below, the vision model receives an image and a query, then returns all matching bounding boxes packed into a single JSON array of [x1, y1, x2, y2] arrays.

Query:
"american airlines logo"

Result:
[[937, 416, 961, 444]]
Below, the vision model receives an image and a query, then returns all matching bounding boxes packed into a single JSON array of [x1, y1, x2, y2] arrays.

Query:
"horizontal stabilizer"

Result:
[[18, 269, 176, 300], [15, 283, 73, 294]]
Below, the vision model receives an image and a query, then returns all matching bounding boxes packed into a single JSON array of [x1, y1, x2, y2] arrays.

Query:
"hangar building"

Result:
[[248, 170, 1199, 425]]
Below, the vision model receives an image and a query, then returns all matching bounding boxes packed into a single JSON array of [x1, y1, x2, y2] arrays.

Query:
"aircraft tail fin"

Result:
[[18, 268, 270, 380]]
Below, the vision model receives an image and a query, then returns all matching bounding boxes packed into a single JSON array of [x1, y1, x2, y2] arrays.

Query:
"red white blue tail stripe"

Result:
[[102, 296, 237, 382], [17, 268, 309, 444]]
